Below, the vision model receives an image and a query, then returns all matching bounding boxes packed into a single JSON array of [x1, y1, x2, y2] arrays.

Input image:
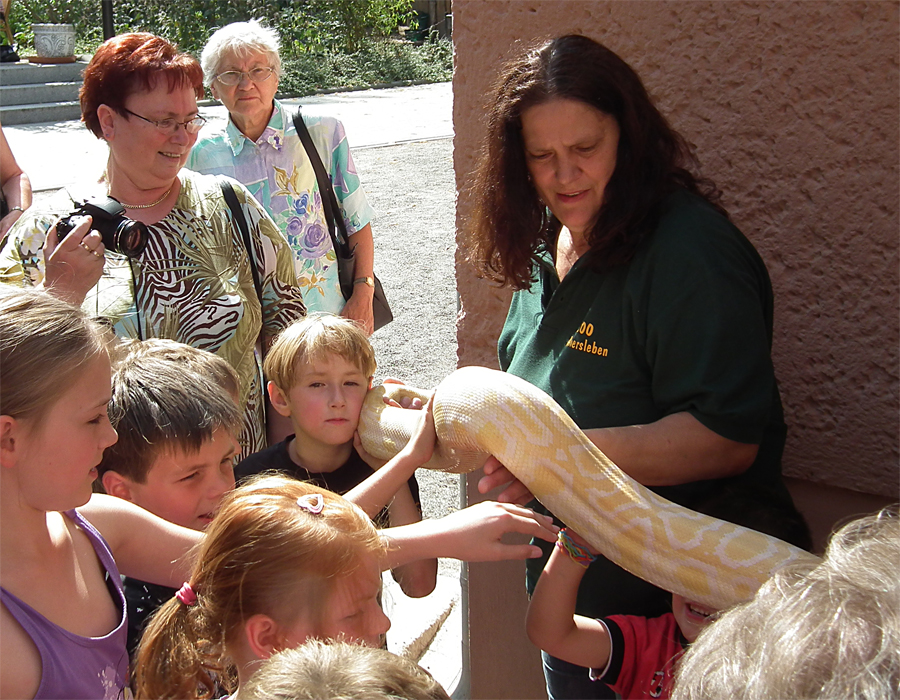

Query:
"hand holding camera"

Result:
[[40, 215, 105, 306], [55, 196, 149, 259], [41, 196, 150, 306]]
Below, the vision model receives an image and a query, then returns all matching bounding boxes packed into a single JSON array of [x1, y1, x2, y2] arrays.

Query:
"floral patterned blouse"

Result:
[[0, 170, 306, 456], [187, 100, 375, 314]]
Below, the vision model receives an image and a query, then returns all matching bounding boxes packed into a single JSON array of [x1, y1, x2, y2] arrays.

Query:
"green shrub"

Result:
[[9, 0, 450, 95], [279, 36, 452, 96], [9, 0, 104, 50], [298, 0, 414, 52], [10, 0, 415, 57]]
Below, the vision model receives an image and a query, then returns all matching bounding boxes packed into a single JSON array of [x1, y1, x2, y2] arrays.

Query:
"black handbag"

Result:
[[292, 108, 393, 331]]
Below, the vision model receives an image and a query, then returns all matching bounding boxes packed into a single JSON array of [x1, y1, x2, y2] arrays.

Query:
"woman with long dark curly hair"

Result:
[[467, 35, 806, 699]]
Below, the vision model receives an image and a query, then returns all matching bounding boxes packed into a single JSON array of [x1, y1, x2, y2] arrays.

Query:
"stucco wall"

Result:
[[453, 0, 899, 497]]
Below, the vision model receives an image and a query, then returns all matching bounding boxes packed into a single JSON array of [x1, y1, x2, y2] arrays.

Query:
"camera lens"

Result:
[[113, 220, 149, 258]]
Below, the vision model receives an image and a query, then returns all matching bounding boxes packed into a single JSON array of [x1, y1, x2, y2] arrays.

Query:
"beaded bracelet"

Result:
[[555, 527, 598, 568]]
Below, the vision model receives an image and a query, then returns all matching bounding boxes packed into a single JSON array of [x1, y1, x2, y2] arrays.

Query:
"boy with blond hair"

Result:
[[237, 313, 438, 598]]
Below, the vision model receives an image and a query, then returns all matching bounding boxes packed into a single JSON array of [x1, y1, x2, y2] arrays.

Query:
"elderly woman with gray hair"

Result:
[[188, 21, 378, 334]]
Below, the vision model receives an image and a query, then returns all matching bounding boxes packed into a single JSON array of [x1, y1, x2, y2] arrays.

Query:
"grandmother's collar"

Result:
[[225, 104, 286, 156]]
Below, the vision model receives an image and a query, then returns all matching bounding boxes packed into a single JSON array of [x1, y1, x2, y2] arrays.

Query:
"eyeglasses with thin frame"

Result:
[[214, 66, 275, 86], [121, 107, 207, 135]]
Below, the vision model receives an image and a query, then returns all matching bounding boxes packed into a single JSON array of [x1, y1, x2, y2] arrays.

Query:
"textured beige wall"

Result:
[[453, 0, 899, 497]]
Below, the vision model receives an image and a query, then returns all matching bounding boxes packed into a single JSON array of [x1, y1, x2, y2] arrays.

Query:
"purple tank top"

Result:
[[0, 509, 129, 699]]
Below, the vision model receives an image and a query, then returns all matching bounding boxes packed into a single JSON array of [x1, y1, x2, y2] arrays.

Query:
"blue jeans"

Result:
[[542, 652, 617, 700]]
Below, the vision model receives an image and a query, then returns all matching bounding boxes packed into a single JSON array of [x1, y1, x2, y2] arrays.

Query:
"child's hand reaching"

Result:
[[345, 398, 435, 519], [398, 396, 436, 466], [382, 501, 560, 567], [526, 525, 610, 671]]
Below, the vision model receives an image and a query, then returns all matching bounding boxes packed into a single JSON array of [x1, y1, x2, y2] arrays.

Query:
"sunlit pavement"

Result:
[[5, 81, 453, 193]]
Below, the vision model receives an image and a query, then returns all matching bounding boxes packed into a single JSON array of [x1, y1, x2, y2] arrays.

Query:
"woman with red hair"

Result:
[[0, 33, 306, 456]]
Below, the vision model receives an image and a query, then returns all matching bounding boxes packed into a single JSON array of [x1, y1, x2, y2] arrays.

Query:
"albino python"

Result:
[[359, 366, 821, 610]]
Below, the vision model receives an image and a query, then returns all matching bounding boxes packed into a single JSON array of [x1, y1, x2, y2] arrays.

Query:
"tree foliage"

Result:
[[9, 0, 418, 56], [7, 0, 451, 94]]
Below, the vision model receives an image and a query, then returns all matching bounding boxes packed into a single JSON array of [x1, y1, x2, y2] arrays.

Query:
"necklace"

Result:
[[117, 184, 173, 209]]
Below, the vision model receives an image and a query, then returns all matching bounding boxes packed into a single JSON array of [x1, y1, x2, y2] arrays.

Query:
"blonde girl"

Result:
[[0, 286, 200, 699], [135, 476, 392, 699]]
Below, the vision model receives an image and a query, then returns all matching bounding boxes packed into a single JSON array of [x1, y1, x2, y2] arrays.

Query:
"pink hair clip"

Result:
[[297, 493, 324, 514], [175, 582, 197, 606]]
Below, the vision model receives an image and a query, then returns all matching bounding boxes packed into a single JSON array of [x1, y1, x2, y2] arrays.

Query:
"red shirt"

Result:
[[591, 613, 685, 699]]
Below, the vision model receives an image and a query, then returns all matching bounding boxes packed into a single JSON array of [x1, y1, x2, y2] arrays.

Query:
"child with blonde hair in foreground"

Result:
[[241, 639, 451, 700], [136, 476, 403, 698]]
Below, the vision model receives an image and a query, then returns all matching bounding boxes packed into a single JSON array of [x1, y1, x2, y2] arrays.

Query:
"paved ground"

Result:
[[5, 82, 453, 192], [355, 138, 463, 546], [5, 82, 469, 694], [354, 135, 468, 693]]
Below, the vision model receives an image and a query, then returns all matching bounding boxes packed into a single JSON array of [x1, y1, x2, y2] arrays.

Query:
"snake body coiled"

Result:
[[359, 366, 820, 610]]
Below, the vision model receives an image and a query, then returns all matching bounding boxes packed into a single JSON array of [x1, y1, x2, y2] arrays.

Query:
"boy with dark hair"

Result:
[[97, 339, 243, 653]]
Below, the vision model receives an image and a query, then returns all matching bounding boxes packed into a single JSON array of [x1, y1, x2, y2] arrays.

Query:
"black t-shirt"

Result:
[[236, 436, 421, 529], [123, 578, 176, 657]]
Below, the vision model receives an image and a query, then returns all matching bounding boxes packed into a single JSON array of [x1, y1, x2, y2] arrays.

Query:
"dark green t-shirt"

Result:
[[500, 189, 792, 619]]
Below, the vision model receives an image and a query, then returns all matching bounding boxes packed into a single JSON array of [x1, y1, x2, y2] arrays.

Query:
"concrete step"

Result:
[[1, 80, 81, 106], [0, 100, 82, 125], [0, 59, 86, 124], [0, 59, 87, 86]]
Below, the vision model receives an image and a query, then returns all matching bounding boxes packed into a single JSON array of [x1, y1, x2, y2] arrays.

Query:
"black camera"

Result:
[[56, 196, 150, 259]]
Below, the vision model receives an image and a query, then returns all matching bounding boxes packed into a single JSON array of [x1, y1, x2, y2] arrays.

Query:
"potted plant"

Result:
[[28, 0, 78, 62]]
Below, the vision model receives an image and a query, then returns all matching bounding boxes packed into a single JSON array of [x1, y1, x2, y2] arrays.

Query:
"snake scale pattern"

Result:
[[358, 366, 821, 610]]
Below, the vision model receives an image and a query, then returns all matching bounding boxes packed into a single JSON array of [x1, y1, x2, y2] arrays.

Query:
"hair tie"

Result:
[[297, 493, 324, 514], [175, 582, 197, 606]]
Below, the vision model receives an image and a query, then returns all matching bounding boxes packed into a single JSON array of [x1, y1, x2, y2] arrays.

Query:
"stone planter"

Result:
[[32, 23, 76, 62]]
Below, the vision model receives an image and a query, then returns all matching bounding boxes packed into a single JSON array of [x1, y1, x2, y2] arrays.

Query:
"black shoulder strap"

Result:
[[220, 178, 264, 305], [292, 108, 352, 257]]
